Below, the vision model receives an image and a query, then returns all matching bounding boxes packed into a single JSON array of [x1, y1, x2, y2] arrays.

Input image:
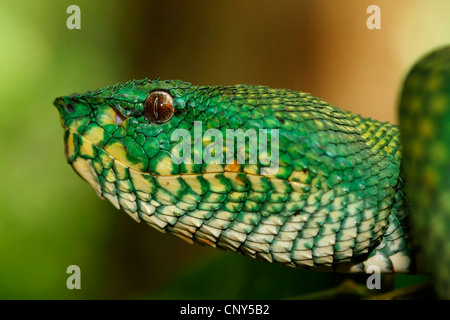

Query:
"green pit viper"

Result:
[[54, 46, 449, 298]]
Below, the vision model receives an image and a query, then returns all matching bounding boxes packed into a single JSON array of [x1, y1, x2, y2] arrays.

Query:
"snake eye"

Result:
[[143, 91, 174, 124]]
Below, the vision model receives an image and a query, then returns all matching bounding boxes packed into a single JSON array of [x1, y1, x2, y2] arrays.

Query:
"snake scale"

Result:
[[54, 46, 449, 298]]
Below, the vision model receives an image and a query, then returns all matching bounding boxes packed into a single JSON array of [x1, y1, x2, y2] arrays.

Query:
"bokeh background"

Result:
[[0, 0, 449, 299]]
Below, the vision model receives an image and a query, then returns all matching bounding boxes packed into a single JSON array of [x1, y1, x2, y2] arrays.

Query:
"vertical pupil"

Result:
[[154, 96, 162, 119]]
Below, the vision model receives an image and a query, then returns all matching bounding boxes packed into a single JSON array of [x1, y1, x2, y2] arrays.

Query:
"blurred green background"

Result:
[[0, 0, 449, 299]]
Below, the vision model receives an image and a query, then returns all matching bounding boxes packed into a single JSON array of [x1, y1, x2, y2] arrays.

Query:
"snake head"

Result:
[[54, 77, 415, 274], [53, 79, 201, 175], [54, 78, 281, 179]]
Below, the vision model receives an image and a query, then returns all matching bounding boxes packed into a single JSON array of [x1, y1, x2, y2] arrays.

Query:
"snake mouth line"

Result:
[[64, 126, 291, 180]]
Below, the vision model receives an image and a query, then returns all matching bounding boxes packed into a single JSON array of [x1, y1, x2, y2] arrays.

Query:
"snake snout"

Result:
[[53, 95, 89, 130], [53, 96, 64, 110], [53, 97, 69, 128]]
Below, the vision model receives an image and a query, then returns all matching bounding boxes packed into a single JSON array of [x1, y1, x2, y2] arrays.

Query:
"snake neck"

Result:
[[332, 117, 418, 273]]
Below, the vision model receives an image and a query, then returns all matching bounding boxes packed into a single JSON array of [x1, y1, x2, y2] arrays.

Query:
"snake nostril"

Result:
[[66, 103, 75, 113]]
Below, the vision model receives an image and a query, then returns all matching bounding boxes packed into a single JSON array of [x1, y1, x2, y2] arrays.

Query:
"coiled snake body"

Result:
[[54, 47, 450, 298]]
